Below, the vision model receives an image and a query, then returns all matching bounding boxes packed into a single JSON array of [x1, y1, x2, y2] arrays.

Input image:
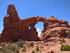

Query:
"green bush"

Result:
[[25, 43, 30, 47], [40, 46, 44, 48], [60, 45, 70, 51], [4, 45, 16, 51], [17, 41, 26, 47], [22, 49, 26, 52], [31, 50, 37, 53], [22, 46, 26, 52], [29, 42, 34, 47], [0, 43, 2, 45], [45, 44, 48, 46], [0, 45, 17, 53], [36, 46, 39, 51]]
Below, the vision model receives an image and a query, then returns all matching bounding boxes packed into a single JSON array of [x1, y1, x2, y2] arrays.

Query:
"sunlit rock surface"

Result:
[[0, 4, 70, 42]]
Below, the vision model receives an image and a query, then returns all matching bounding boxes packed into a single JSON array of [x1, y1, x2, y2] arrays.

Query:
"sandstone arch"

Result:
[[18, 16, 47, 41], [0, 4, 48, 42], [0, 4, 70, 42]]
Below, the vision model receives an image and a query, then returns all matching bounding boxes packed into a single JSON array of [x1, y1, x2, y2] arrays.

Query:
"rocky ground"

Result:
[[0, 37, 70, 53]]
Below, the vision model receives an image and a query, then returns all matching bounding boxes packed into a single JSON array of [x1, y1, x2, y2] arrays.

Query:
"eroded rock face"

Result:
[[0, 4, 70, 42], [41, 27, 66, 40], [40, 17, 70, 40]]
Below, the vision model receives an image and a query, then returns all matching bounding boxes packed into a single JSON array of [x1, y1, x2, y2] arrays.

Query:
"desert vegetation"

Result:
[[60, 45, 70, 51], [0, 38, 69, 53]]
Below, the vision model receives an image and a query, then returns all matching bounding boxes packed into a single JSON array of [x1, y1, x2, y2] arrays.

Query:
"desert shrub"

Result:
[[8, 43, 12, 45], [0, 43, 2, 45], [60, 45, 70, 51], [59, 38, 65, 43], [25, 43, 30, 47], [17, 41, 26, 47], [17, 42, 23, 47], [45, 44, 48, 46], [22, 46, 26, 49], [36, 46, 39, 51], [29, 42, 34, 47], [4, 45, 16, 51], [31, 50, 37, 53], [0, 49, 9, 53], [22, 46, 26, 52], [0, 45, 17, 53], [18, 40, 31, 48], [40, 46, 44, 48], [17, 40, 28, 48], [22, 48, 26, 52]]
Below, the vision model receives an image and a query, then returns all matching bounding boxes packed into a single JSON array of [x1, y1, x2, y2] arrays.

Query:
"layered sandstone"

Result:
[[0, 4, 70, 42]]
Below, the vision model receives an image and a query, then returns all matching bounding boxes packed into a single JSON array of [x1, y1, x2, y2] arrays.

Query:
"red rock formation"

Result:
[[40, 17, 70, 40], [0, 4, 70, 42]]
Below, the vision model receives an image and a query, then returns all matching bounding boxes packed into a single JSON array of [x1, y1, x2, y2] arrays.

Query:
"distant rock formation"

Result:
[[0, 4, 70, 42]]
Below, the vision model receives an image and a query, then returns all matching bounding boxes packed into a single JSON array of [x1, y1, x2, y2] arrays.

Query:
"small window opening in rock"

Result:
[[28, 27, 31, 29]]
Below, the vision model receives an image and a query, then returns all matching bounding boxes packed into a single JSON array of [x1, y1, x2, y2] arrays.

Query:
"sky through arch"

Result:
[[35, 22, 44, 36]]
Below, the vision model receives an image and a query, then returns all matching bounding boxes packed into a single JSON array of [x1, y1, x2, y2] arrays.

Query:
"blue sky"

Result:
[[0, 0, 70, 35]]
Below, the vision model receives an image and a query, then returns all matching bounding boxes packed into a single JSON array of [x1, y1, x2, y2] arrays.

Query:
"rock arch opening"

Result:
[[35, 22, 44, 36], [28, 27, 31, 29]]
